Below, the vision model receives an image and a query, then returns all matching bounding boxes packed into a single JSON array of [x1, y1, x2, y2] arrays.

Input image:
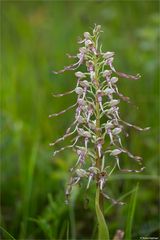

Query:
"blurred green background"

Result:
[[1, 0, 159, 239]]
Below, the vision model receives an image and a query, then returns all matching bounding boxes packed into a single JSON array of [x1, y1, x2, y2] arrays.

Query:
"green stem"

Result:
[[93, 36, 110, 239], [94, 50, 104, 212]]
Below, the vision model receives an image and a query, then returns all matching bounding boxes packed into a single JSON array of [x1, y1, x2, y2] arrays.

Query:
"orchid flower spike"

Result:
[[50, 24, 150, 205]]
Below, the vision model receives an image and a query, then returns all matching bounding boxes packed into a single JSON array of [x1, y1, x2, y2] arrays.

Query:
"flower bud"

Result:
[[83, 131, 91, 138], [111, 77, 118, 84], [88, 104, 93, 112], [75, 87, 83, 95], [93, 25, 101, 34], [97, 90, 103, 101], [86, 106, 93, 122], [85, 39, 93, 47], [97, 143, 102, 158], [88, 166, 99, 174], [105, 87, 115, 95], [89, 120, 96, 129], [105, 57, 114, 65], [99, 176, 105, 190], [105, 121, 114, 129], [76, 169, 87, 177], [107, 106, 119, 115], [77, 128, 85, 135], [78, 98, 86, 106], [88, 122, 96, 130], [80, 80, 90, 88], [87, 60, 94, 72], [81, 105, 88, 112], [76, 116, 85, 124], [110, 149, 122, 156], [77, 149, 82, 155], [103, 70, 112, 78], [77, 147, 86, 155], [109, 99, 120, 107], [76, 149, 86, 164], [87, 173, 94, 189], [75, 71, 86, 78], [103, 51, 115, 59], [78, 128, 91, 138], [84, 32, 91, 39], [96, 138, 104, 158], [112, 127, 122, 135]]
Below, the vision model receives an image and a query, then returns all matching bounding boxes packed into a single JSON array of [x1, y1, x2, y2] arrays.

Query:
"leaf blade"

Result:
[[95, 188, 110, 240], [125, 183, 139, 240]]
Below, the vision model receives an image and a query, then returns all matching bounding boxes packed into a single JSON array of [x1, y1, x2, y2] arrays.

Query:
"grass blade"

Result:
[[125, 183, 139, 240], [19, 140, 39, 238], [0, 226, 16, 240], [110, 174, 159, 181], [105, 188, 136, 214], [95, 188, 110, 240], [66, 221, 69, 240]]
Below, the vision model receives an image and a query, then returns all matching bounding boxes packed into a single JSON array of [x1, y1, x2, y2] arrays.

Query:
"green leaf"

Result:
[[125, 183, 139, 240], [95, 188, 110, 240]]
